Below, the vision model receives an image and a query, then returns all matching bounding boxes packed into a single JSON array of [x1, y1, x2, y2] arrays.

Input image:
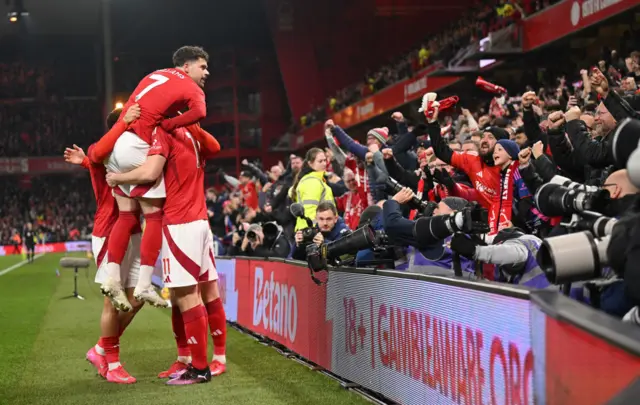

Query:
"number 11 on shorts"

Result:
[[162, 257, 171, 276]]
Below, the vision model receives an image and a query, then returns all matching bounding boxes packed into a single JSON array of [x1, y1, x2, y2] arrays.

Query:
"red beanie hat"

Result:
[[367, 127, 389, 145]]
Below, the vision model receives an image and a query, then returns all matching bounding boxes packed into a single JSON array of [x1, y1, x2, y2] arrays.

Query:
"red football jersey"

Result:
[[122, 68, 206, 144], [148, 127, 207, 225], [85, 148, 118, 237]]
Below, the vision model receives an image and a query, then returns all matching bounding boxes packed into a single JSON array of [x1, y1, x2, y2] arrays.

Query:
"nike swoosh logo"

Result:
[[117, 376, 131, 381]]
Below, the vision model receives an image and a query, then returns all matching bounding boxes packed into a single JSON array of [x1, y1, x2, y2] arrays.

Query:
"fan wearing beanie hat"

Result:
[[367, 127, 389, 147], [494, 139, 520, 168], [488, 138, 547, 235], [474, 126, 510, 162]]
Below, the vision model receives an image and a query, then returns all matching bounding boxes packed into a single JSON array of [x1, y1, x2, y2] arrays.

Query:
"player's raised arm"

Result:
[[186, 123, 220, 157], [160, 90, 206, 132], [88, 104, 141, 164], [64, 144, 90, 169]]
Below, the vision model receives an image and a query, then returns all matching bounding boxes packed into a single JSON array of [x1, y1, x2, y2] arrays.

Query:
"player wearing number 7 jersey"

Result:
[[100, 46, 209, 312], [107, 122, 225, 385]]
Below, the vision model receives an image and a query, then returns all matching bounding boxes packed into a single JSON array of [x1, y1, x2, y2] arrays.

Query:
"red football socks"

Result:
[[181, 305, 208, 370], [107, 211, 140, 265], [205, 298, 227, 356], [140, 211, 163, 267], [102, 335, 120, 366], [172, 306, 190, 357]]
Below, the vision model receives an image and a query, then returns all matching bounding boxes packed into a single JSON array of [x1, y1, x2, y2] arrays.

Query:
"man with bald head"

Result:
[[602, 169, 640, 217]]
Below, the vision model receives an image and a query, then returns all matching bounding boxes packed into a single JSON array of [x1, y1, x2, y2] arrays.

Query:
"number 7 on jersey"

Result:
[[135, 74, 169, 102]]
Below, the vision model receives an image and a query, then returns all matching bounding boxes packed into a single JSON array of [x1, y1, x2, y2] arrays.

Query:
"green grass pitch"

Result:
[[0, 253, 369, 405]]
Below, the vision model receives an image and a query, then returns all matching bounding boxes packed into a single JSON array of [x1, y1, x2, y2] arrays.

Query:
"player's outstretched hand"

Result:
[[64, 144, 86, 165], [123, 103, 141, 124], [105, 173, 120, 188]]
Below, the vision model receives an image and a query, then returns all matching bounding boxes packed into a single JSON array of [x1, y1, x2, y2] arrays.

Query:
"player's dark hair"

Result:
[[106, 108, 122, 130], [173, 46, 209, 67]]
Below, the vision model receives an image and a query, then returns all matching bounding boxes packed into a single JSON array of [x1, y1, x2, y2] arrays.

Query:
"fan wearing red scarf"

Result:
[[421, 93, 506, 233], [491, 140, 526, 232]]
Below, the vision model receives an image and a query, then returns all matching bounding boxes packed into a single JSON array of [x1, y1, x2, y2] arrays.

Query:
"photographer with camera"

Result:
[[226, 222, 290, 259], [292, 201, 350, 261], [450, 226, 551, 289], [382, 186, 489, 275]]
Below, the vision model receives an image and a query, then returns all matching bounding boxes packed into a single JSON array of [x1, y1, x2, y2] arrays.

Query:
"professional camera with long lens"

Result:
[[536, 212, 617, 284], [306, 225, 377, 272], [534, 175, 610, 217], [386, 177, 433, 214], [290, 203, 319, 244]]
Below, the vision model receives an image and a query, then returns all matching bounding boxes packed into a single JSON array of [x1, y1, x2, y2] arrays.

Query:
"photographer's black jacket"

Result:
[[227, 234, 290, 259]]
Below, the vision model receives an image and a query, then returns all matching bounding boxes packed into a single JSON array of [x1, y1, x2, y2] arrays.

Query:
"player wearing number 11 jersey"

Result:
[[100, 46, 209, 312], [106, 122, 225, 385]]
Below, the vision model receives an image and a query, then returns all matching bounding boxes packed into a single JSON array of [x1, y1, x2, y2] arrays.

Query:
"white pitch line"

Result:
[[0, 253, 45, 277]]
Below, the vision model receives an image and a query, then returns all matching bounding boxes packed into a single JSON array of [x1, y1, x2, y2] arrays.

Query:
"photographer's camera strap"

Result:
[[308, 268, 328, 286]]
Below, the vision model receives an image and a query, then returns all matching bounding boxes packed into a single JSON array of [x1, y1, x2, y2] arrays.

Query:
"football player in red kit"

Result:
[[107, 123, 225, 384], [100, 46, 210, 312], [64, 104, 144, 384]]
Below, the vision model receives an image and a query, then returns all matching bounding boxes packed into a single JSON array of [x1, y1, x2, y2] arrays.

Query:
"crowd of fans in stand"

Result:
[[0, 59, 102, 157], [0, 101, 102, 157], [0, 59, 102, 245], [0, 176, 94, 246], [212, 43, 640, 323], [297, 0, 559, 130]]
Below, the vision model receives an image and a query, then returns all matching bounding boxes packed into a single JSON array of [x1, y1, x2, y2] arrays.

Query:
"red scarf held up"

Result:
[[489, 161, 518, 235], [422, 96, 459, 120]]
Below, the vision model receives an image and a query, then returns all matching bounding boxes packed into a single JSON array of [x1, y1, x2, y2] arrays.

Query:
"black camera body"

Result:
[[236, 229, 246, 240], [300, 227, 319, 244]]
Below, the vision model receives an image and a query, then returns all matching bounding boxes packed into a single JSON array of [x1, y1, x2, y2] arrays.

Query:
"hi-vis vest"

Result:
[[292, 171, 334, 231]]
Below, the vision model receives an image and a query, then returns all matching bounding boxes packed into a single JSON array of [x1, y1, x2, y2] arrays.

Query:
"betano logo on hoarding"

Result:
[[252, 266, 299, 342]]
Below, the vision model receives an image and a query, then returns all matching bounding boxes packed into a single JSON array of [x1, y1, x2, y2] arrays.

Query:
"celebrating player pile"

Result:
[[101, 45, 210, 312], [64, 45, 227, 385], [106, 114, 226, 385]]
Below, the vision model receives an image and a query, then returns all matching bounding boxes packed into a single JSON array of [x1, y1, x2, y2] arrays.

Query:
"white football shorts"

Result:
[[160, 220, 218, 288], [93, 233, 142, 289], [105, 130, 166, 199]]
